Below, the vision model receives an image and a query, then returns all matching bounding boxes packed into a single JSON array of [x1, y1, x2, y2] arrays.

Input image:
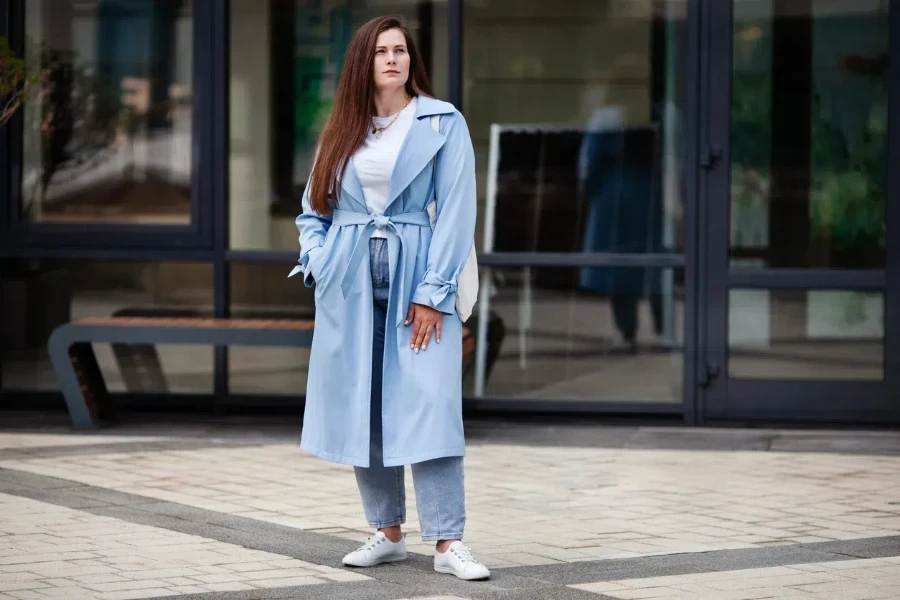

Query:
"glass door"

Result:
[[701, 0, 900, 421]]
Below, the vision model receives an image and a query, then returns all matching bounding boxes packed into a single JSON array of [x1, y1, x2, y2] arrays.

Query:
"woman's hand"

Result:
[[405, 303, 442, 353]]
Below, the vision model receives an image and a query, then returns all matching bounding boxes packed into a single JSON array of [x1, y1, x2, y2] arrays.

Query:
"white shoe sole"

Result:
[[342, 553, 408, 568], [434, 564, 491, 580]]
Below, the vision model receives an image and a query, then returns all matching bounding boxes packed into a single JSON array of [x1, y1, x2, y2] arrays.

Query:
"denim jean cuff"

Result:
[[368, 518, 406, 529], [420, 531, 464, 542]]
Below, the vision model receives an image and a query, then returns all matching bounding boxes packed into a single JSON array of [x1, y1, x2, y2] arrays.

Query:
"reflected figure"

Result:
[[577, 70, 664, 351]]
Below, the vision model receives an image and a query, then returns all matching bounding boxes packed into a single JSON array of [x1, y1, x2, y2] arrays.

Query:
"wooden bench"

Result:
[[48, 317, 316, 429], [48, 314, 499, 430]]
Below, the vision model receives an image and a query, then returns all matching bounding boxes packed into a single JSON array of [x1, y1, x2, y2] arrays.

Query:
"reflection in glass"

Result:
[[730, 0, 888, 268], [228, 262, 315, 395], [22, 1, 194, 225], [470, 267, 683, 403], [229, 0, 448, 250], [728, 289, 884, 380], [225, 263, 684, 403], [0, 260, 213, 392], [463, 0, 687, 254]]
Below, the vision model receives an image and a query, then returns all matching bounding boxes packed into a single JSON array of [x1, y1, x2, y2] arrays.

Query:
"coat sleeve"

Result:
[[411, 111, 477, 315], [288, 176, 332, 287]]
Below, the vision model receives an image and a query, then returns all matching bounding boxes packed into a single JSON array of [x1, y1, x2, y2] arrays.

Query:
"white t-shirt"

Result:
[[353, 96, 418, 239]]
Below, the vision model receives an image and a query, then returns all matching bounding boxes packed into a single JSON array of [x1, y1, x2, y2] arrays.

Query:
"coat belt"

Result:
[[333, 209, 431, 326]]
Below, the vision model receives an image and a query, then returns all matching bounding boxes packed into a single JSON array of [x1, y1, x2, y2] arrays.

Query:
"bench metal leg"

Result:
[[71, 342, 112, 423], [48, 327, 108, 429]]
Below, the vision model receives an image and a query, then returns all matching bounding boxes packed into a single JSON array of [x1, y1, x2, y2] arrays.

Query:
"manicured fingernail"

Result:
[[422, 345, 427, 350], [415, 347, 419, 354], [410, 344, 414, 349]]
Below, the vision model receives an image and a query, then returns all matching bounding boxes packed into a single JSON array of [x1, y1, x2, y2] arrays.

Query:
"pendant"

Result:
[[374, 130, 383, 139]]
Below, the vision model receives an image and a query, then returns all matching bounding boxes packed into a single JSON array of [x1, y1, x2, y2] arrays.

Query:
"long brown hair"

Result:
[[308, 15, 433, 215]]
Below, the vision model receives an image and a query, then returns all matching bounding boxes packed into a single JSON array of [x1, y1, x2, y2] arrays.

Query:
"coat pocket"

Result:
[[311, 228, 340, 290]]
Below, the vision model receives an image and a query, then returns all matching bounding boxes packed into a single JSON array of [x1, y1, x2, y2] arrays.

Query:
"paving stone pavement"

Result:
[[571, 557, 900, 599], [3, 442, 899, 568], [0, 421, 898, 600], [0, 492, 366, 599]]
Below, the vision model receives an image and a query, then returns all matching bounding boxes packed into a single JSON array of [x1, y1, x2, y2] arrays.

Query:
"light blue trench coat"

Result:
[[288, 96, 476, 468]]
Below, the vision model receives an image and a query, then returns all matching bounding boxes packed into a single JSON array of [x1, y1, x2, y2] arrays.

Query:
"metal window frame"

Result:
[[887, 0, 900, 392], [699, 0, 900, 423], [0, 0, 217, 253]]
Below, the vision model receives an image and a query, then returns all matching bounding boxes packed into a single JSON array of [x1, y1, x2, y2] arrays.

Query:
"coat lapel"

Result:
[[339, 158, 367, 210], [385, 113, 446, 212]]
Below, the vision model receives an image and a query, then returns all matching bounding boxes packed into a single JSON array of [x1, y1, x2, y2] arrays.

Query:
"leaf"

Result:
[[0, 36, 47, 130]]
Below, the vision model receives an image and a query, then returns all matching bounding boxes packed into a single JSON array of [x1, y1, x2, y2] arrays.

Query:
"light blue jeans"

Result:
[[354, 238, 466, 542]]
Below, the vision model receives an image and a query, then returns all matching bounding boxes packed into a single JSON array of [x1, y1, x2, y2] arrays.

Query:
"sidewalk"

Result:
[[0, 413, 898, 600]]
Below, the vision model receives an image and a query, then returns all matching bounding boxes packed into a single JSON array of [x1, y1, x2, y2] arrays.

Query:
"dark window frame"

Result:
[[699, 0, 900, 422], [0, 0, 217, 252]]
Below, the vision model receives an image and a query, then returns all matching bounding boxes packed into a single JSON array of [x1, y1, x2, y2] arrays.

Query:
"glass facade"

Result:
[[227, 261, 314, 396], [728, 289, 884, 381], [228, 0, 447, 251], [20, 1, 194, 225], [1, 260, 213, 393], [471, 266, 684, 403], [463, 0, 688, 255], [730, 0, 889, 269], [0, 0, 897, 422]]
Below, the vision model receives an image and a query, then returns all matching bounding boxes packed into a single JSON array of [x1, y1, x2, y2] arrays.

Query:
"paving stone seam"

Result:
[[0, 439, 272, 462], [3, 425, 900, 458]]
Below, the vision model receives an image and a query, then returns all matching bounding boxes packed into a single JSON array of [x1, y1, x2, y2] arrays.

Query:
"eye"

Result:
[[397, 48, 406, 54], [375, 49, 385, 54]]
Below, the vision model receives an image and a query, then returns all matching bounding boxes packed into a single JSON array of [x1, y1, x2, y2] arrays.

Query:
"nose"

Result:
[[386, 52, 397, 65]]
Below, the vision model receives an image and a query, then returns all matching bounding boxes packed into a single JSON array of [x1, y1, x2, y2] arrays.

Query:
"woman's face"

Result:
[[372, 28, 410, 91]]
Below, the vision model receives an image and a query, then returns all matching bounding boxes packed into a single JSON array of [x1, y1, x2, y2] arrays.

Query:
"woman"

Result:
[[289, 15, 489, 581]]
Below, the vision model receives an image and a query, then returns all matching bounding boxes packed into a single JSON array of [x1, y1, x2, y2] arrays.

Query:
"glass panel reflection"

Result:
[[728, 289, 884, 380], [471, 266, 683, 403], [229, 0, 448, 250], [463, 0, 688, 254], [0, 260, 213, 393], [730, 0, 888, 268], [227, 263, 683, 402], [22, 1, 194, 225], [228, 262, 315, 395]]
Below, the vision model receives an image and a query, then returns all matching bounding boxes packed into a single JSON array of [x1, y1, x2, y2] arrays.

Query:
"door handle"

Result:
[[699, 362, 722, 388], [700, 146, 723, 170]]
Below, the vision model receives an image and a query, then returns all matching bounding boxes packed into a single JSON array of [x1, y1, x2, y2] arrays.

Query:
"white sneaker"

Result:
[[342, 532, 407, 567], [433, 541, 491, 580]]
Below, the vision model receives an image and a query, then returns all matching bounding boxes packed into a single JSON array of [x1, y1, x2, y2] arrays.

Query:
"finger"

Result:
[[410, 318, 421, 348], [421, 324, 434, 350], [413, 320, 425, 352], [435, 320, 442, 344], [404, 305, 415, 326], [416, 323, 431, 353]]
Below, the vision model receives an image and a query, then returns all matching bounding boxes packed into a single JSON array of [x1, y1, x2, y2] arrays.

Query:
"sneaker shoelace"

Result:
[[451, 545, 480, 564], [360, 536, 386, 553]]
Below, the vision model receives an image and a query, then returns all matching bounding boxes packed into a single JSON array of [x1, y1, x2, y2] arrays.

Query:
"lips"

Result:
[[384, 70, 400, 75]]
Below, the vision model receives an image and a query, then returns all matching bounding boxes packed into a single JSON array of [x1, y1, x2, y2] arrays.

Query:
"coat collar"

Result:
[[340, 96, 456, 210], [414, 95, 457, 119]]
